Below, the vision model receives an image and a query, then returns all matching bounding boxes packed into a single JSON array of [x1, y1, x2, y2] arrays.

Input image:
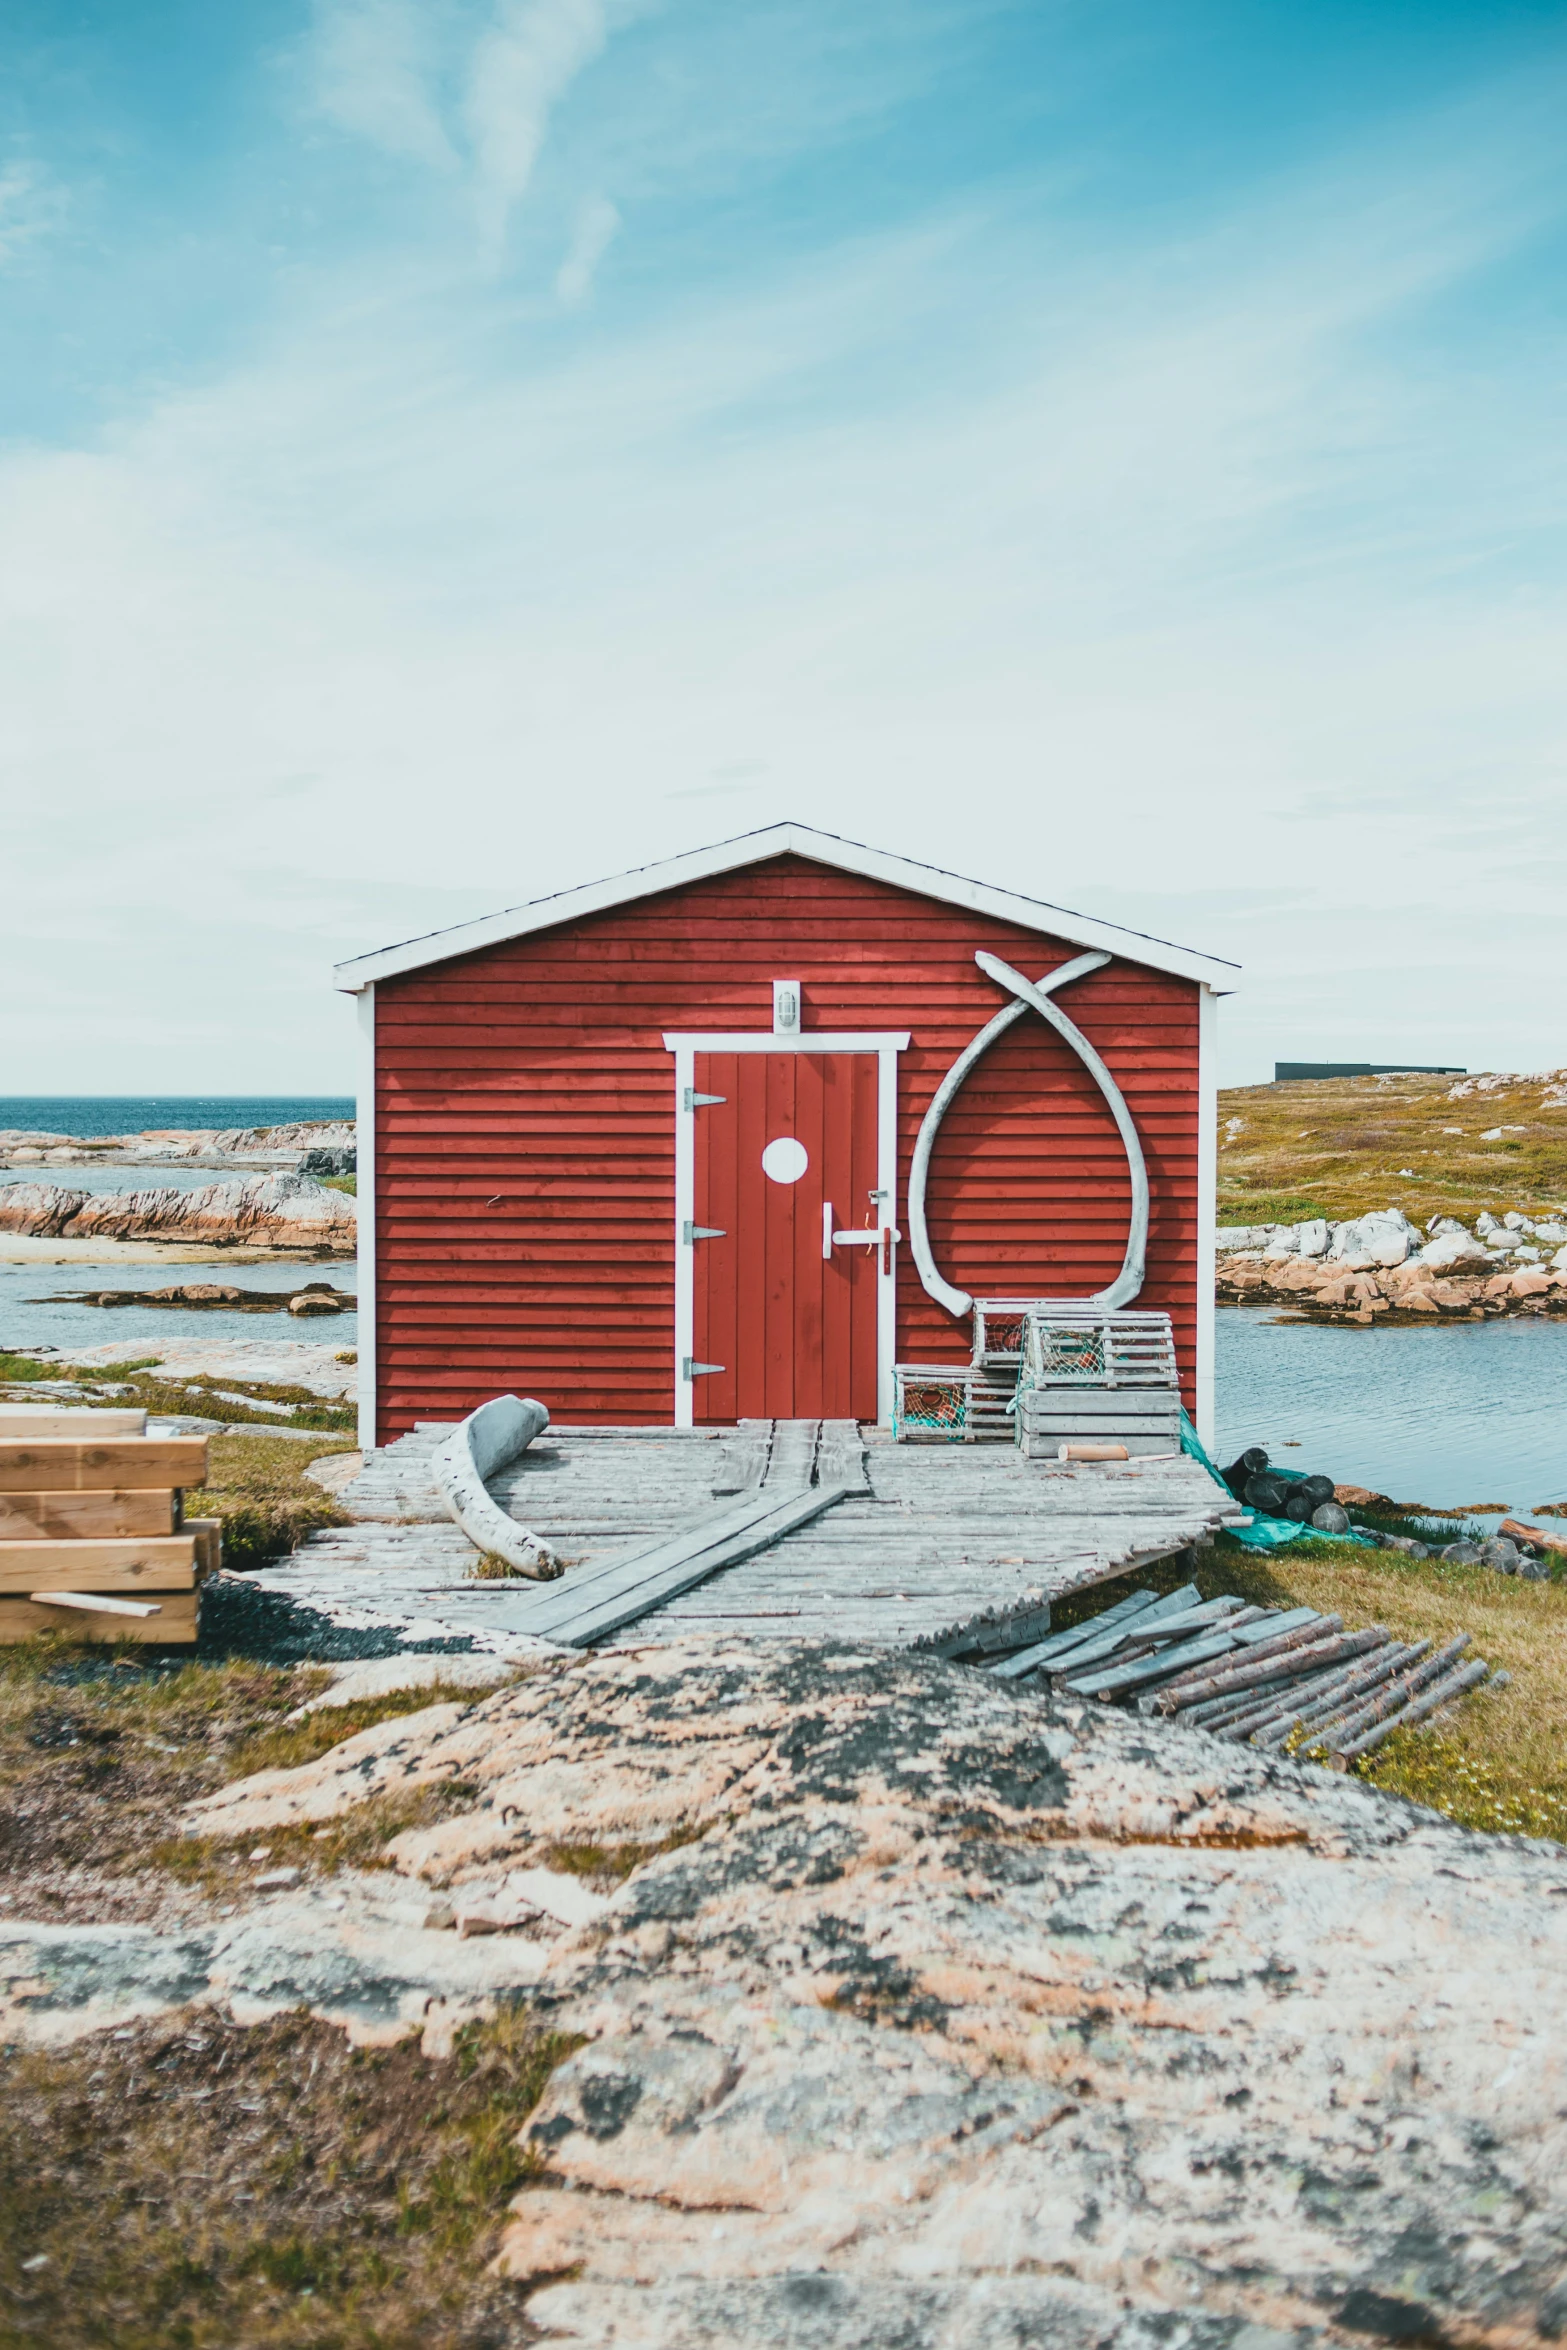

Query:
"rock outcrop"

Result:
[[0, 1121, 354, 1171], [181, 1640, 1567, 2349], [0, 1171, 356, 1254], [1217, 1205, 1567, 1319]]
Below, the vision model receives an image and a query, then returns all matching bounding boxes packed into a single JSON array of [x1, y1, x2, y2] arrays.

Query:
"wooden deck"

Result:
[[259, 1421, 1245, 1655]]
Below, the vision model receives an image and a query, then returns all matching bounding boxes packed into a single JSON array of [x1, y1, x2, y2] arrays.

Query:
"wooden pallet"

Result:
[[0, 1409, 216, 1643]]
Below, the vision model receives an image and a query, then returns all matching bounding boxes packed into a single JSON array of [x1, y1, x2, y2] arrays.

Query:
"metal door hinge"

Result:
[[683, 1222, 726, 1244], [684, 1089, 726, 1111], [683, 1358, 725, 1379]]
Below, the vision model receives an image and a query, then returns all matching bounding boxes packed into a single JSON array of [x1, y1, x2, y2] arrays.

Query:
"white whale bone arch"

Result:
[[906, 947, 1149, 1319]]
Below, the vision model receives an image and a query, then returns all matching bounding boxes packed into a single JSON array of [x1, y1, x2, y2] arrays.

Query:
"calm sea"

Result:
[[0, 1097, 354, 1139], [1216, 1307, 1567, 1518]]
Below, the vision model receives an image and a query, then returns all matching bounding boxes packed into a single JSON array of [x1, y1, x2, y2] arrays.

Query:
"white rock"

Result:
[[1416, 1230, 1489, 1271], [1328, 1209, 1418, 1267], [1214, 1225, 1266, 1252], [1296, 1217, 1330, 1257], [1503, 1212, 1535, 1234], [1262, 1226, 1300, 1259], [1534, 1220, 1567, 1244], [1554, 1246, 1567, 1271], [1476, 1210, 1501, 1234]]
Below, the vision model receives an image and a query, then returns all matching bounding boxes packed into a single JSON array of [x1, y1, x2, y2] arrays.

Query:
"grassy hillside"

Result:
[[1218, 1069, 1567, 1228]]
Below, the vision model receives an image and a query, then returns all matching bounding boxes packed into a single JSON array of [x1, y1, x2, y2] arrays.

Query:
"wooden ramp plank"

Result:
[[487, 1484, 850, 1647], [497, 1487, 815, 1638]]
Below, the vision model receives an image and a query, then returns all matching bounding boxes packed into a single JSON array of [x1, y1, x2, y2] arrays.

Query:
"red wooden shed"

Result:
[[334, 828, 1237, 1454]]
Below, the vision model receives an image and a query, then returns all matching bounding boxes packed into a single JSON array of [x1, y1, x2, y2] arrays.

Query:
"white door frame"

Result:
[[662, 1031, 909, 1429]]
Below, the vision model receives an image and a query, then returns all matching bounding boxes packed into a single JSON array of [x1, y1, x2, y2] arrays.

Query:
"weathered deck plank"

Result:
[[259, 1419, 1242, 1654]]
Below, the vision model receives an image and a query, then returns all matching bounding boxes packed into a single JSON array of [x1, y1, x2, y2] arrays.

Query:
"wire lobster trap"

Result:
[[1019, 1306, 1180, 1390], [891, 1364, 973, 1442], [1013, 1305, 1182, 1461], [969, 1299, 1035, 1368]]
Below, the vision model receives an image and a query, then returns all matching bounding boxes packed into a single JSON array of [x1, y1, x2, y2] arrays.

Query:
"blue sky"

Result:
[[3, 0, 1565, 1088]]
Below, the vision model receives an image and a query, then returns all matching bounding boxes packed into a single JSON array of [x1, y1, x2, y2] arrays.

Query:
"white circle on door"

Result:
[[760, 1135, 809, 1184]]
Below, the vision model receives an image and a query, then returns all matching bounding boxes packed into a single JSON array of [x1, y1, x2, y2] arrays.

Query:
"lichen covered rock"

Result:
[[187, 1639, 1567, 2349]]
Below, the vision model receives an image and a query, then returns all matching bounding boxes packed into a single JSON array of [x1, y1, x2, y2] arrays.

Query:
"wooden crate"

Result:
[[0, 1591, 200, 1644], [0, 1429, 210, 1645], [969, 1300, 1034, 1368], [0, 1405, 149, 1437], [1016, 1387, 1182, 1461], [0, 1438, 208, 1493], [0, 1488, 179, 1540], [967, 1364, 1019, 1441]]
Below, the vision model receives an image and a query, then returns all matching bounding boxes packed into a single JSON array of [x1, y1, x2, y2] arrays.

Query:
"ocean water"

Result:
[[0, 1097, 353, 1139], [1215, 1307, 1567, 1517], [0, 1259, 357, 1355]]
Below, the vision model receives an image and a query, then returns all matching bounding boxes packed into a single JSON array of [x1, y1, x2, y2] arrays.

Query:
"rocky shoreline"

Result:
[[0, 1172, 356, 1256], [1218, 1205, 1567, 1322], [0, 1120, 354, 1174]]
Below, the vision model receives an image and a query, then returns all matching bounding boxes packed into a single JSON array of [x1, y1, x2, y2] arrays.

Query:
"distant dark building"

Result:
[[1273, 1062, 1465, 1082]]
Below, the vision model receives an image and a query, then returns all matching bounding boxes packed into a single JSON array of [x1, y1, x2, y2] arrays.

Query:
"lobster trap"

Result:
[[1019, 1307, 1180, 1391], [893, 1303, 1181, 1452], [892, 1364, 975, 1443], [1014, 1306, 1181, 1459]]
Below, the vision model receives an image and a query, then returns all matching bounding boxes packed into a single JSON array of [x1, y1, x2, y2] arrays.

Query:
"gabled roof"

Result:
[[332, 824, 1240, 992]]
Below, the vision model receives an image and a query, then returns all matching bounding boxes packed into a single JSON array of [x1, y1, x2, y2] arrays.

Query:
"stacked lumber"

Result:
[[0, 1405, 216, 1644], [985, 1581, 1498, 1768]]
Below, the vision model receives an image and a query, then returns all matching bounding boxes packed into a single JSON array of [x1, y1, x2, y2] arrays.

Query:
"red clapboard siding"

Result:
[[371, 855, 1200, 1440]]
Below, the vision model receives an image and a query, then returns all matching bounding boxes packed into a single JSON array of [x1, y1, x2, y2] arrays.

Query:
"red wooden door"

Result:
[[693, 1052, 879, 1423]]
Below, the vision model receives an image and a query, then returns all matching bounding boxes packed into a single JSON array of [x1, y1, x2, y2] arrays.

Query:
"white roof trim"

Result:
[[332, 825, 1240, 993]]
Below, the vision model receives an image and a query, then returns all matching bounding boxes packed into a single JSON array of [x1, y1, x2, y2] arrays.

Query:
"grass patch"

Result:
[[468, 1551, 524, 1581], [1218, 1069, 1567, 1226], [0, 2001, 581, 2348], [320, 1174, 357, 1195], [0, 1357, 355, 1435], [1041, 1537, 1567, 1846], [186, 1430, 358, 1571], [1197, 1532, 1567, 1840], [153, 1781, 481, 1896], [540, 1821, 711, 1886], [0, 1641, 490, 1911]]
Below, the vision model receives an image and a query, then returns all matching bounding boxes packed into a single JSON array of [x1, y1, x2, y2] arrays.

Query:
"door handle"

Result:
[[822, 1202, 834, 1261]]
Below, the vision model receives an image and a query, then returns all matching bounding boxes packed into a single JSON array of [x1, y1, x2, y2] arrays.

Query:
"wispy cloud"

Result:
[[310, 0, 458, 170], [466, 0, 611, 264], [5, 12, 1567, 1084], [0, 156, 65, 269], [308, 0, 620, 265], [556, 191, 620, 303]]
